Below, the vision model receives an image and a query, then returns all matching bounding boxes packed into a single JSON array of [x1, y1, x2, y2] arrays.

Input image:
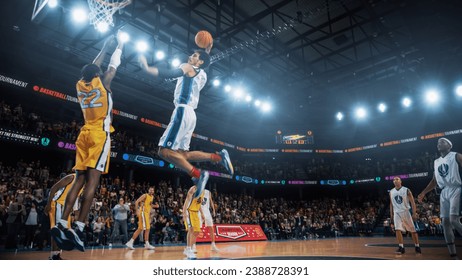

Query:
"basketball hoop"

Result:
[[87, 0, 131, 30]]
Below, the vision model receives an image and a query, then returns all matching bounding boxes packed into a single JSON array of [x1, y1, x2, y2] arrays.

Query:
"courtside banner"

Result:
[[196, 224, 267, 242]]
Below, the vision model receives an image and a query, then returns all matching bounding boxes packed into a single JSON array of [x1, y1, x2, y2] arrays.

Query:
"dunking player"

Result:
[[196, 189, 219, 252], [51, 33, 125, 252], [138, 44, 233, 198], [45, 173, 83, 259], [125, 187, 159, 250], [182, 185, 205, 259], [418, 137, 462, 259], [389, 177, 421, 254]]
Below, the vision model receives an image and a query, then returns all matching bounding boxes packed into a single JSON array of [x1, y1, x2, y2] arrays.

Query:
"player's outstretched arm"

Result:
[[139, 55, 187, 79], [417, 175, 437, 203], [93, 35, 115, 67]]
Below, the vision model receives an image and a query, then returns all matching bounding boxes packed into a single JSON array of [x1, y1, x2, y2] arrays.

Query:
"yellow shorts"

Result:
[[184, 210, 201, 232], [137, 211, 151, 230], [49, 202, 71, 228], [74, 128, 111, 174]]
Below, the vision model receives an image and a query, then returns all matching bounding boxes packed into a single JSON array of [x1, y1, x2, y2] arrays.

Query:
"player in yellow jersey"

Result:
[[182, 185, 205, 259], [125, 187, 159, 250], [45, 173, 83, 259], [51, 32, 125, 252]]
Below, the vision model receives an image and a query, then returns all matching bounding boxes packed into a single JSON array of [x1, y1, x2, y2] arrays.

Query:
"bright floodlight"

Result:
[[378, 103, 387, 113], [155, 51, 165, 60], [355, 107, 367, 119], [425, 89, 440, 104], [254, 100, 261, 107], [136, 41, 148, 52], [48, 0, 58, 8], [455, 85, 462, 96], [224, 85, 232, 92], [71, 8, 87, 23], [212, 79, 221, 87], [171, 58, 181, 67], [233, 88, 243, 99], [402, 97, 412, 107], [261, 102, 272, 112], [336, 112, 344, 121], [245, 95, 252, 102], [96, 22, 109, 33], [118, 31, 130, 43]]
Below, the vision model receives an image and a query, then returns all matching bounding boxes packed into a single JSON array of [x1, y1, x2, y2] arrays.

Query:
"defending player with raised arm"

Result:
[[137, 42, 233, 200], [51, 32, 125, 252]]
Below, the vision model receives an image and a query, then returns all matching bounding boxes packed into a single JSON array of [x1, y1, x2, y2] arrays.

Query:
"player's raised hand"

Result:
[[205, 40, 213, 54], [138, 54, 148, 69]]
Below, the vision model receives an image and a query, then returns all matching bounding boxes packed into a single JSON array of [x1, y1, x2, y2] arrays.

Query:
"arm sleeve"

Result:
[[108, 48, 122, 70]]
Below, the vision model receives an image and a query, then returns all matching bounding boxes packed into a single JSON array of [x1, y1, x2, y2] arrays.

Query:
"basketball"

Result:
[[195, 30, 213, 49]]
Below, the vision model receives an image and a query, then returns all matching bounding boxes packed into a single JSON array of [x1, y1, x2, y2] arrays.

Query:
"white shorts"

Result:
[[199, 211, 213, 227], [439, 187, 461, 218], [394, 211, 416, 232], [158, 105, 196, 151]]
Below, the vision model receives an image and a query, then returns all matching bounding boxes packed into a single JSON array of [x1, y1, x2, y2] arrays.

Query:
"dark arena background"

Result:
[[1, 0, 462, 269]]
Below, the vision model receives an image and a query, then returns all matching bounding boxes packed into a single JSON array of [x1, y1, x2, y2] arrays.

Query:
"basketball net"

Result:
[[87, 0, 130, 30]]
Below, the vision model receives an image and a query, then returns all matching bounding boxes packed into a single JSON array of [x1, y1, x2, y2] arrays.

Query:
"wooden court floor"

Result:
[[0, 236, 459, 260]]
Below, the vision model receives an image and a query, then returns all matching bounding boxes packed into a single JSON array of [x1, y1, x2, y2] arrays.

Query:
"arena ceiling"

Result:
[[1, 0, 461, 147]]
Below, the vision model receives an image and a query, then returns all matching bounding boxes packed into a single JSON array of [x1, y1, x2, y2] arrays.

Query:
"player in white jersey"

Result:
[[138, 47, 234, 199], [389, 177, 421, 254], [194, 189, 219, 252], [418, 137, 462, 259]]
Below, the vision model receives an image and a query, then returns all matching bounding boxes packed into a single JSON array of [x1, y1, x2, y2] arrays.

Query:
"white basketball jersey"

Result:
[[201, 189, 211, 215], [434, 151, 462, 189], [173, 65, 207, 109], [390, 186, 411, 213]]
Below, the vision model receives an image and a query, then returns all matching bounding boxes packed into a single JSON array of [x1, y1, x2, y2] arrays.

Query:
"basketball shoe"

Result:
[[193, 170, 209, 198], [218, 149, 234, 175]]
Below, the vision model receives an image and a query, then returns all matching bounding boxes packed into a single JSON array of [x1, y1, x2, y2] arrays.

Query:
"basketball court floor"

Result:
[[0, 237, 459, 260]]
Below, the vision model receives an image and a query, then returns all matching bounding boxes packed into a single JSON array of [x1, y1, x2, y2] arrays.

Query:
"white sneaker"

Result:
[[183, 247, 190, 256], [125, 241, 135, 250], [145, 243, 155, 250], [211, 244, 220, 252], [187, 251, 197, 259], [192, 244, 198, 253]]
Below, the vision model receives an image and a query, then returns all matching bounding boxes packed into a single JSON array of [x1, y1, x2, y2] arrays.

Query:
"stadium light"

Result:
[[48, 0, 58, 8], [425, 89, 440, 104], [71, 8, 87, 23], [261, 102, 272, 112], [336, 112, 344, 121], [355, 107, 367, 119], [171, 58, 181, 67], [155, 51, 165, 60], [96, 21, 109, 33], [455, 85, 462, 97], [402, 97, 412, 107], [224, 85, 232, 93], [135, 41, 149, 52], [212, 79, 221, 87], [378, 103, 387, 113]]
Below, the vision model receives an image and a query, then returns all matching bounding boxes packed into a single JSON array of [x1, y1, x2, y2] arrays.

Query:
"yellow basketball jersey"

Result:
[[142, 193, 153, 213], [76, 77, 114, 132], [188, 191, 204, 212]]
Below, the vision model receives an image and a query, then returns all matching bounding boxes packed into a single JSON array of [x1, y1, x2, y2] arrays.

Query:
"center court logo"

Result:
[[438, 163, 449, 178]]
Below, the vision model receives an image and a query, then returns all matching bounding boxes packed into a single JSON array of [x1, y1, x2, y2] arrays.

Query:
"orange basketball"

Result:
[[195, 30, 213, 49]]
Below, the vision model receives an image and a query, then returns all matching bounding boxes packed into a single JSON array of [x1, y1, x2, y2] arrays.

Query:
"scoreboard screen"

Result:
[[275, 130, 314, 145]]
